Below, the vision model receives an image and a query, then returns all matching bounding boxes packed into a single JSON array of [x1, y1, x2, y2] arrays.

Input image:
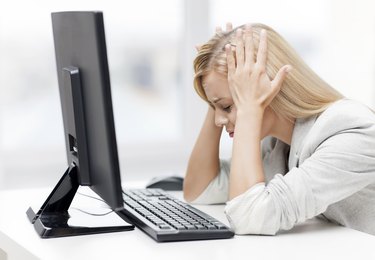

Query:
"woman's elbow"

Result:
[[225, 208, 278, 235], [182, 187, 193, 203], [183, 190, 195, 203], [182, 181, 200, 203]]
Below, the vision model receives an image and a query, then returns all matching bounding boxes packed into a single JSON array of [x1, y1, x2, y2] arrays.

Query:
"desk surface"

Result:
[[1, 182, 375, 260]]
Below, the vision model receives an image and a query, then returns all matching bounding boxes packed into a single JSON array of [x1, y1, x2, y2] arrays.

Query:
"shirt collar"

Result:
[[288, 115, 318, 169]]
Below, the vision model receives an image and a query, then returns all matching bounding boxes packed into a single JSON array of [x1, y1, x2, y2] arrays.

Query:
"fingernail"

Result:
[[286, 66, 293, 73]]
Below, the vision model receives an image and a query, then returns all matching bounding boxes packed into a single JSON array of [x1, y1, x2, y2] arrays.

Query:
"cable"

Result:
[[77, 191, 106, 203], [72, 191, 114, 216], [70, 207, 114, 216]]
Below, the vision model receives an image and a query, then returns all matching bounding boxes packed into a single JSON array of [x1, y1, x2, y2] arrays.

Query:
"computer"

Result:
[[26, 11, 135, 238], [27, 11, 234, 242]]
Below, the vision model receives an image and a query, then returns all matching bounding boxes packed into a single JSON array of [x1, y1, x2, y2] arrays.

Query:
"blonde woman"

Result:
[[183, 23, 375, 235]]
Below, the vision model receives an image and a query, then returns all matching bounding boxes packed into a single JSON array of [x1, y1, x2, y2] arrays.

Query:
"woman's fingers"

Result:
[[244, 24, 254, 69], [216, 22, 233, 34], [235, 29, 245, 69], [226, 22, 233, 32], [256, 29, 268, 70], [270, 65, 292, 98], [225, 44, 236, 78]]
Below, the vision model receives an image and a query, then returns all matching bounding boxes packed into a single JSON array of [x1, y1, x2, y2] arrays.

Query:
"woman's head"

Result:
[[193, 23, 344, 121]]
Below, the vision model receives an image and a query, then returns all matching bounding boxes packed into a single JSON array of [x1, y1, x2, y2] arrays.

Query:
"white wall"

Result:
[[322, 0, 375, 106]]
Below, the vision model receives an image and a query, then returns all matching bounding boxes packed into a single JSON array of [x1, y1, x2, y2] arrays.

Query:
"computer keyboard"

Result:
[[120, 189, 234, 242]]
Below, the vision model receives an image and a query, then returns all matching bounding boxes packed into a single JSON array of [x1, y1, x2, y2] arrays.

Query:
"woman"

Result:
[[183, 23, 375, 235]]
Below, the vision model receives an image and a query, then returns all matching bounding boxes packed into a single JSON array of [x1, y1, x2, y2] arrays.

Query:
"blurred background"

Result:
[[0, 0, 374, 190]]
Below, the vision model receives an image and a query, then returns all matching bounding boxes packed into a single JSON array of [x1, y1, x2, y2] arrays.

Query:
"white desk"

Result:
[[1, 183, 375, 260]]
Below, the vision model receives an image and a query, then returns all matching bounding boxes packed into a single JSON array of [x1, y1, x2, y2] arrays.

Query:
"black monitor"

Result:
[[26, 11, 134, 238]]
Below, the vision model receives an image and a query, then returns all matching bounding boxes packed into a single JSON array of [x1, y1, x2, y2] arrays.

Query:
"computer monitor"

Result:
[[26, 11, 134, 238]]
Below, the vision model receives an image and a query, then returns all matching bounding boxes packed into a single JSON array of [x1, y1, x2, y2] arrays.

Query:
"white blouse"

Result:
[[191, 99, 375, 235]]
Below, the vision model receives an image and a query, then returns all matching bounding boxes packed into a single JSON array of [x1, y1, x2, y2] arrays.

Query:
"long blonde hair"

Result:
[[193, 23, 344, 120]]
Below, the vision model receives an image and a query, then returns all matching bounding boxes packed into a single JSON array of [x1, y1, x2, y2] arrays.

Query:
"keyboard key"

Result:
[[205, 224, 217, 230], [215, 224, 228, 230], [195, 224, 206, 230], [174, 224, 186, 230], [159, 224, 172, 230], [184, 224, 196, 230], [211, 222, 228, 229]]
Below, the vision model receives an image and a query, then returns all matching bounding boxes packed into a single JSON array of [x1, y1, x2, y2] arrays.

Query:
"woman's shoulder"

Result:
[[301, 98, 375, 152], [321, 98, 375, 122], [314, 98, 375, 131], [292, 99, 375, 172]]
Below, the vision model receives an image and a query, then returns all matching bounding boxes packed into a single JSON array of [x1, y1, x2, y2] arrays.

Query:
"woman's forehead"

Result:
[[202, 71, 227, 89], [202, 71, 230, 101]]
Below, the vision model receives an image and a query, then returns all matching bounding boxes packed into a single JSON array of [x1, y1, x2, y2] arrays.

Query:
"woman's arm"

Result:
[[226, 26, 291, 199], [183, 107, 223, 202], [225, 122, 375, 235], [230, 109, 264, 199]]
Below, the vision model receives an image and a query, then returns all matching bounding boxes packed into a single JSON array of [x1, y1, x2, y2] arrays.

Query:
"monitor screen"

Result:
[[52, 11, 124, 211]]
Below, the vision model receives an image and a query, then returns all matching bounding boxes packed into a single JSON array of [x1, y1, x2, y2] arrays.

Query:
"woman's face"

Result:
[[202, 71, 275, 139]]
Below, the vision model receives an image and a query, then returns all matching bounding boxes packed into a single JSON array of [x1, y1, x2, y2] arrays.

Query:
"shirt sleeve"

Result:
[[190, 159, 230, 204], [224, 128, 375, 235], [190, 137, 282, 205]]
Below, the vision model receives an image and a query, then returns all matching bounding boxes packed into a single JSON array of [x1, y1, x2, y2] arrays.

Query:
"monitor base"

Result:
[[26, 165, 134, 238]]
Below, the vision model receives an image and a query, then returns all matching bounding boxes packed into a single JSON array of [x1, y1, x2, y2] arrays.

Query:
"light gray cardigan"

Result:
[[192, 99, 375, 235]]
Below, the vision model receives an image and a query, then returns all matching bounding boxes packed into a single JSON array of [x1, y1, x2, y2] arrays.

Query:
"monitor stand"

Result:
[[26, 66, 134, 238], [26, 164, 135, 238]]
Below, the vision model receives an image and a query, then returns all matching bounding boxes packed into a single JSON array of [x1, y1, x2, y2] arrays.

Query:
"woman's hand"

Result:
[[225, 25, 292, 115], [195, 22, 234, 51], [215, 22, 233, 33]]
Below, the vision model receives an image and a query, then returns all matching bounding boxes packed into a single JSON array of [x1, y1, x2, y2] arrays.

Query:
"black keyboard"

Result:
[[120, 189, 234, 242]]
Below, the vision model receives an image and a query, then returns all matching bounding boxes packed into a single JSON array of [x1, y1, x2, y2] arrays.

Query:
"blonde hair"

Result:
[[193, 23, 344, 120]]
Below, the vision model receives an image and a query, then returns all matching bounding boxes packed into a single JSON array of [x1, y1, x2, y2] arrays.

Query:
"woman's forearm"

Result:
[[183, 107, 223, 202], [229, 109, 265, 199]]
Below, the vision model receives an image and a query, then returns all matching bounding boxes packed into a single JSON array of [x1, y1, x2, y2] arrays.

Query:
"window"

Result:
[[0, 0, 209, 189]]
